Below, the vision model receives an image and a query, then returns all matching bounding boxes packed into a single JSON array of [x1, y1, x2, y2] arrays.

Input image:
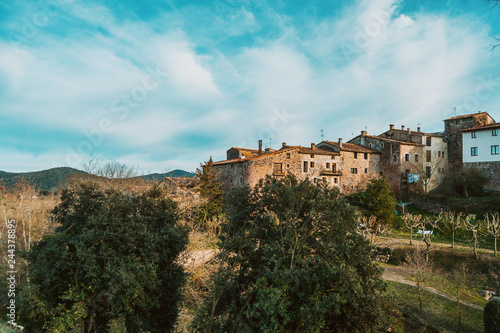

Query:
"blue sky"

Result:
[[1, 0, 500, 173]]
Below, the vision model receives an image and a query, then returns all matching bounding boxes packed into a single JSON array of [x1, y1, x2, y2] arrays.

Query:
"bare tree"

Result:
[[465, 218, 483, 259], [357, 215, 391, 245], [406, 247, 433, 313], [451, 262, 470, 333], [401, 213, 422, 246], [485, 212, 500, 256], [417, 213, 443, 263], [443, 211, 464, 249]]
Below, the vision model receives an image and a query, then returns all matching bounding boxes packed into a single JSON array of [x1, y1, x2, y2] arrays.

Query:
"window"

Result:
[[426, 150, 431, 162], [492, 145, 499, 155], [471, 147, 478, 156], [332, 164, 336, 173], [364, 168, 368, 174], [426, 137, 431, 146], [326, 162, 330, 169], [404, 153, 410, 162], [310, 154, 314, 158], [392, 154, 397, 162], [334, 178, 338, 184], [415, 154, 419, 162], [364, 153, 368, 159], [354, 152, 358, 159], [273, 163, 283, 175], [230, 178, 233, 184], [243, 164, 247, 171], [310, 161, 315, 168], [240, 178, 244, 184], [437, 151, 441, 158], [303, 161, 308, 172], [286, 164, 290, 168], [331, 155, 335, 159], [471, 131, 477, 138], [426, 166, 431, 178], [493, 129, 498, 136], [286, 153, 291, 159], [351, 168, 358, 174]]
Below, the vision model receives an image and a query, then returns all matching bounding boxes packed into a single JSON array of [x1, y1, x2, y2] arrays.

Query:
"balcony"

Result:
[[320, 170, 342, 176]]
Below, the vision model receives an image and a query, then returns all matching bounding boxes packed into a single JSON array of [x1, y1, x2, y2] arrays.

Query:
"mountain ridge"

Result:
[[0, 167, 195, 191]]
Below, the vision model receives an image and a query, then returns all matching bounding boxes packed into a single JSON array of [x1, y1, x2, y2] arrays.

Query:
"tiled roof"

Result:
[[460, 122, 500, 132], [360, 135, 423, 146], [211, 146, 300, 166], [444, 112, 493, 121], [321, 140, 383, 153], [381, 129, 444, 137], [292, 146, 340, 156]]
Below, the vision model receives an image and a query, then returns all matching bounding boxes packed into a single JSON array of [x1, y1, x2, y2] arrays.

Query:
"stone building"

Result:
[[212, 141, 341, 191], [211, 111, 497, 197], [444, 112, 496, 168], [349, 127, 447, 197], [315, 138, 381, 194]]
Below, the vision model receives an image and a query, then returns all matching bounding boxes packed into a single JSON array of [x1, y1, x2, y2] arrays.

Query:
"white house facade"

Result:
[[462, 124, 500, 163]]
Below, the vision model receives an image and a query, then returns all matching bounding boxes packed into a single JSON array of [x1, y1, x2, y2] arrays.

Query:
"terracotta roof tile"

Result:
[[321, 141, 382, 153], [460, 122, 500, 132], [444, 112, 493, 121], [358, 135, 423, 146]]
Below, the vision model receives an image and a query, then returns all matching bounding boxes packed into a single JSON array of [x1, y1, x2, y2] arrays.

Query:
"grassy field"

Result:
[[387, 281, 484, 333]]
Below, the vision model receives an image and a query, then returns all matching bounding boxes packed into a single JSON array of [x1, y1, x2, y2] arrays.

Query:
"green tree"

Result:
[[196, 157, 224, 221], [484, 298, 500, 333], [364, 178, 396, 225], [21, 181, 188, 332], [192, 175, 396, 332]]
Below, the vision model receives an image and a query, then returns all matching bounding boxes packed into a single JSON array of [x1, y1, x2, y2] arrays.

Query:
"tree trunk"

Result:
[[451, 231, 455, 249], [495, 237, 497, 257], [409, 229, 413, 246]]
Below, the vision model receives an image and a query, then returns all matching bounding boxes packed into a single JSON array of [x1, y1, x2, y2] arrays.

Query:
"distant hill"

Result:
[[0, 167, 86, 191], [139, 170, 196, 181], [0, 167, 195, 192]]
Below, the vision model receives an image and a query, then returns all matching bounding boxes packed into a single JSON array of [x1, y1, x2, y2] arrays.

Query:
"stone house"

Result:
[[349, 128, 447, 197], [444, 112, 496, 168], [211, 111, 497, 197], [315, 138, 381, 194], [212, 140, 345, 191]]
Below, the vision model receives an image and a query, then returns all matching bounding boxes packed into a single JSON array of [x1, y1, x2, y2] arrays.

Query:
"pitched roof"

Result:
[[351, 135, 423, 146], [283, 145, 340, 156], [320, 140, 382, 153], [460, 122, 500, 132], [380, 129, 444, 137], [444, 111, 493, 121], [211, 146, 300, 166]]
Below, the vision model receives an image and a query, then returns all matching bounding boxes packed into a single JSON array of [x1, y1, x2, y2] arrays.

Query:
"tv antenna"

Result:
[[269, 138, 272, 149], [320, 129, 324, 141]]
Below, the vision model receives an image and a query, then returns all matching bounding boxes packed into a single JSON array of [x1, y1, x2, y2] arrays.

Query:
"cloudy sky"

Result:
[[1, 0, 500, 173]]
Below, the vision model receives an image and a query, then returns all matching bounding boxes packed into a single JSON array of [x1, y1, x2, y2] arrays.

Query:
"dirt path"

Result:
[[381, 264, 484, 312]]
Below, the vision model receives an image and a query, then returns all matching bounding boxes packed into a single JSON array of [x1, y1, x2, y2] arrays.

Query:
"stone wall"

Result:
[[464, 161, 500, 191]]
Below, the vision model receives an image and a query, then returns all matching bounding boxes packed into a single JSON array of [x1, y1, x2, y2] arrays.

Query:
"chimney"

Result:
[[389, 124, 394, 130], [338, 138, 343, 147], [361, 130, 367, 136], [401, 125, 405, 130], [282, 142, 287, 148], [258, 140, 262, 156], [417, 126, 421, 132], [311, 143, 315, 149], [407, 127, 411, 133]]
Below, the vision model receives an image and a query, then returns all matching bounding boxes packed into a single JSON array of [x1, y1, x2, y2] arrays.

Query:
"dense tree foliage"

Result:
[[484, 298, 500, 333], [21, 181, 188, 332], [348, 178, 395, 225], [196, 157, 224, 221], [192, 175, 395, 332], [441, 167, 488, 198]]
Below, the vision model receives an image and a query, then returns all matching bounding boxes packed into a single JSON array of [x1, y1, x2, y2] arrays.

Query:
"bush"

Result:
[[484, 298, 500, 333]]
